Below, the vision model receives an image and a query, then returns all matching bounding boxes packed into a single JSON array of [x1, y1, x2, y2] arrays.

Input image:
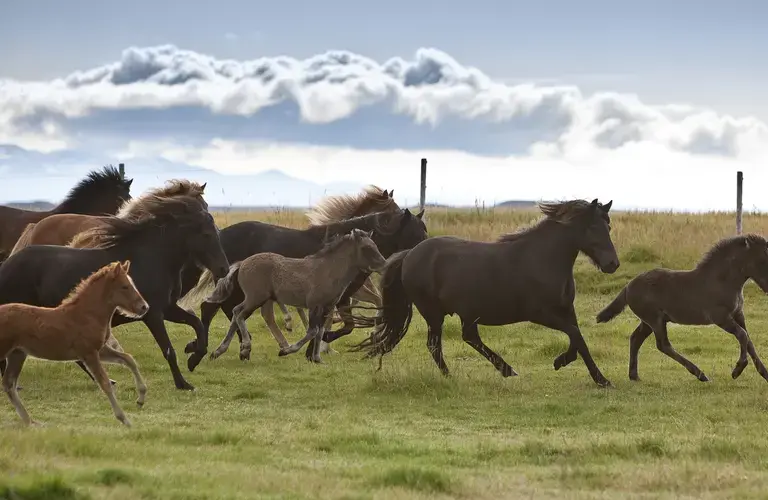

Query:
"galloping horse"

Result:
[[354, 199, 619, 388], [0, 165, 133, 262], [0, 194, 229, 391], [178, 207, 427, 369]]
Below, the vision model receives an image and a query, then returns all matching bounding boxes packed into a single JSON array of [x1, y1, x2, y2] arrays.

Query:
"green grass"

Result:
[[5, 209, 768, 498]]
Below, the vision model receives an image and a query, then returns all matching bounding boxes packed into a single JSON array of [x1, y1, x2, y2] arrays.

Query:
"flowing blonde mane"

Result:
[[305, 185, 398, 226], [59, 262, 120, 307], [116, 179, 207, 219]]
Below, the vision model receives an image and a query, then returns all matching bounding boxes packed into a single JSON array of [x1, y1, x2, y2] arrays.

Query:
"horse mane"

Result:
[[59, 262, 120, 307], [497, 200, 601, 243], [305, 185, 398, 226], [70, 195, 208, 249], [305, 210, 403, 240], [696, 234, 766, 269], [54, 165, 132, 213], [311, 229, 367, 258], [117, 179, 207, 219]]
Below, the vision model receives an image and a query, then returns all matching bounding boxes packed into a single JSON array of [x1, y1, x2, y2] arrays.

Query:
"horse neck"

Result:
[[310, 243, 362, 285], [116, 226, 191, 275], [505, 220, 581, 273], [694, 258, 750, 290], [53, 194, 117, 216], [59, 279, 117, 324]]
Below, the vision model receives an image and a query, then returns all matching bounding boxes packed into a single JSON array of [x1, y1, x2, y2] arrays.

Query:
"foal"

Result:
[[205, 229, 387, 364], [0, 261, 149, 426], [597, 234, 768, 383]]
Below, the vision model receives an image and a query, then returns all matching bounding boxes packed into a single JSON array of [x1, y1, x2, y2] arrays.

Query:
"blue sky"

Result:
[[0, 0, 766, 209]]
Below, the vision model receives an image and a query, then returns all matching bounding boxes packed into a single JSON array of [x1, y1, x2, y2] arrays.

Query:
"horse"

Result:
[[4, 180, 209, 391], [0, 165, 133, 262], [0, 194, 230, 391], [177, 207, 427, 370], [0, 261, 149, 427], [205, 229, 387, 363], [596, 233, 768, 383], [8, 180, 208, 256], [273, 186, 398, 336], [353, 199, 619, 388]]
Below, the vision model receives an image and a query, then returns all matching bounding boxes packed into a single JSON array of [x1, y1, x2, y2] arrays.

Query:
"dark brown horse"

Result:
[[354, 199, 619, 387], [597, 233, 768, 383], [0, 165, 133, 261]]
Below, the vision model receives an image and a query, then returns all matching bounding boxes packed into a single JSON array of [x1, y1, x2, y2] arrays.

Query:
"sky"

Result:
[[0, 0, 766, 210]]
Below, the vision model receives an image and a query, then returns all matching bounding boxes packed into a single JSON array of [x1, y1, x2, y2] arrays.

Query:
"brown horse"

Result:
[[354, 199, 618, 387], [597, 233, 768, 383], [274, 185, 397, 339], [10, 180, 207, 256], [205, 229, 386, 364], [0, 261, 149, 427], [0, 165, 133, 262]]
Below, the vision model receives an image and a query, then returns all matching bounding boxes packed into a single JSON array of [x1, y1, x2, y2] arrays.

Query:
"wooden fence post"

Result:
[[118, 163, 126, 180], [419, 158, 427, 213], [736, 171, 743, 235]]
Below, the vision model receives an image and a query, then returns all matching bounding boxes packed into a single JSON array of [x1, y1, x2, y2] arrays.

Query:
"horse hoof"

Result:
[[177, 381, 195, 391], [278, 349, 290, 357], [136, 401, 145, 408], [501, 366, 518, 377], [109, 379, 117, 386], [698, 373, 710, 382], [184, 341, 197, 354], [239, 352, 251, 362], [597, 379, 613, 388]]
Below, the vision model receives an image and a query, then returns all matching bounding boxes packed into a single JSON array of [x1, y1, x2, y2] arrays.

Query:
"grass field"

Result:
[[4, 207, 768, 499]]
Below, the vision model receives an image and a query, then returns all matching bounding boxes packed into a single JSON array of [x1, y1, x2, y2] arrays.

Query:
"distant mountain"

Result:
[[0, 145, 364, 207], [495, 200, 538, 208]]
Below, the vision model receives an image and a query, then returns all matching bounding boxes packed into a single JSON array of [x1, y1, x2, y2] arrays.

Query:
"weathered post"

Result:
[[419, 158, 427, 213], [736, 171, 743, 235], [118, 163, 126, 180]]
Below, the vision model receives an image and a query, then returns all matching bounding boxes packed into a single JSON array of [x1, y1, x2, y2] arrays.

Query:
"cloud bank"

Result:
[[1, 44, 767, 210]]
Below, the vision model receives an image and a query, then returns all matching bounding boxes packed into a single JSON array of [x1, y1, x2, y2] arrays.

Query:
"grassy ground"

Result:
[[4, 207, 768, 499]]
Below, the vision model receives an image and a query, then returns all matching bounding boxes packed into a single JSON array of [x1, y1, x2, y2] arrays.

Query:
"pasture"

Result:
[[3, 206, 768, 499]]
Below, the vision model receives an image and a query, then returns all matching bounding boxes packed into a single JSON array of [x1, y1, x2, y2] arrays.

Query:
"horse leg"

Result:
[[142, 313, 195, 391], [426, 316, 449, 376], [234, 304, 257, 361], [99, 344, 148, 407], [460, 318, 517, 377], [628, 322, 654, 381], [75, 361, 118, 387], [323, 296, 355, 344], [719, 312, 768, 381], [81, 352, 131, 427], [280, 306, 328, 357], [276, 302, 294, 334], [309, 311, 337, 359], [652, 320, 709, 382], [163, 304, 209, 373], [533, 308, 611, 387], [210, 303, 246, 360], [2, 350, 34, 425], [305, 307, 332, 363], [261, 300, 291, 350]]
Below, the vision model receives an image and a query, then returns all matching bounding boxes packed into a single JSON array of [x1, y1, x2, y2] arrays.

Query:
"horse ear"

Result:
[[122, 260, 131, 273], [745, 238, 751, 250], [602, 200, 613, 212], [367, 230, 374, 238], [388, 189, 394, 197], [201, 182, 207, 191], [590, 199, 598, 207], [416, 209, 425, 219], [126, 179, 133, 187]]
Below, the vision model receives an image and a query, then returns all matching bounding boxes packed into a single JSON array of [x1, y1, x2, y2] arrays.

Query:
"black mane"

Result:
[[54, 165, 132, 213]]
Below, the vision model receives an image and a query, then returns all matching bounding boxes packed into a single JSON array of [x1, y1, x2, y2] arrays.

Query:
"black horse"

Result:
[[354, 199, 619, 387], [0, 194, 229, 391], [0, 165, 133, 263], [178, 208, 427, 368]]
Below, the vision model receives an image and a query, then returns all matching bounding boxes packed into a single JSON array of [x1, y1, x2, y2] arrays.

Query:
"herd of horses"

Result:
[[1, 165, 767, 426]]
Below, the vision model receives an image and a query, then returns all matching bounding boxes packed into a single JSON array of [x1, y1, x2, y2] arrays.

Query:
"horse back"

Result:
[[221, 220, 320, 261]]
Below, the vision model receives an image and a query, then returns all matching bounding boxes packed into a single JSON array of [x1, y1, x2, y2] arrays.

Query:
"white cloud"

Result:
[[0, 44, 766, 161]]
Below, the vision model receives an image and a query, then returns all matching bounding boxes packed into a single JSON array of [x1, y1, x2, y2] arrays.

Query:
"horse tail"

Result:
[[351, 250, 413, 360], [596, 287, 628, 323], [176, 264, 230, 310], [204, 262, 242, 304], [9, 222, 38, 256]]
